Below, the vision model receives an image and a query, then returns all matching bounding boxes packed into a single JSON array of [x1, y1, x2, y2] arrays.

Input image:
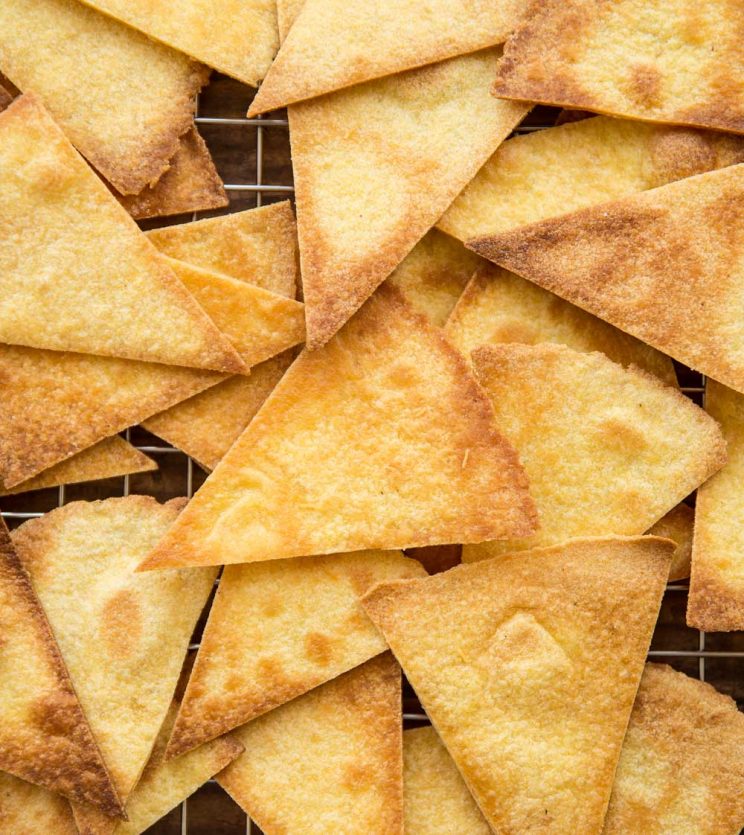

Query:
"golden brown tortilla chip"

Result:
[[0, 437, 156, 497], [289, 48, 529, 348], [78, 0, 277, 88], [249, 0, 529, 114], [688, 380, 744, 631], [0, 773, 78, 835], [493, 0, 744, 135], [438, 115, 744, 242], [604, 663, 744, 834], [647, 504, 694, 583], [167, 550, 425, 758], [138, 285, 536, 570], [0, 0, 208, 194], [463, 344, 724, 559], [11, 498, 218, 835], [218, 654, 404, 834], [0, 96, 243, 372], [403, 726, 490, 835], [445, 264, 677, 385], [469, 164, 744, 394], [362, 536, 673, 834], [147, 201, 298, 298], [0, 517, 121, 816]]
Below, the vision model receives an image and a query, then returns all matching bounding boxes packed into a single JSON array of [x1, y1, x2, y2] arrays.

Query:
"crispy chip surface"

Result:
[[0, 0, 208, 194], [167, 550, 425, 757], [463, 344, 724, 559], [362, 536, 673, 834], [647, 504, 694, 583], [289, 49, 528, 348], [218, 654, 404, 835], [604, 663, 744, 834], [0, 772, 78, 835], [469, 164, 744, 394], [139, 286, 536, 570]]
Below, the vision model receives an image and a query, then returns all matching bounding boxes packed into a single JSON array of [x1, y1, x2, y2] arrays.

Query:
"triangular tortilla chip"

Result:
[[688, 380, 744, 631], [138, 285, 536, 570], [469, 164, 744, 393], [647, 504, 694, 583], [167, 549, 425, 757], [0, 437, 156, 497], [493, 0, 744, 135], [11, 497, 218, 835], [438, 115, 744, 242], [403, 726, 490, 835], [77, 0, 277, 88], [362, 536, 673, 834], [0, 0, 208, 194], [0, 517, 121, 816], [147, 201, 298, 298], [604, 663, 744, 834], [249, 0, 529, 114], [217, 653, 404, 834], [143, 352, 294, 472], [0, 772, 78, 835], [0, 96, 243, 372], [288, 49, 529, 348], [445, 264, 677, 385], [463, 344, 724, 559]]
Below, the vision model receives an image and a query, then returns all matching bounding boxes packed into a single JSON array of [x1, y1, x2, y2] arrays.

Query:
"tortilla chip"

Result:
[[0, 0, 208, 195], [11, 497, 218, 835], [445, 264, 677, 385], [0, 437, 156, 497], [463, 344, 725, 559], [403, 726, 490, 835], [147, 201, 298, 298], [362, 536, 673, 834], [115, 128, 227, 221], [78, 0, 277, 88], [276, 0, 304, 41], [143, 352, 294, 472], [438, 115, 744, 242], [469, 164, 744, 394], [249, 0, 529, 114], [218, 653, 404, 834], [0, 517, 121, 816], [385, 230, 483, 327], [604, 663, 744, 834], [0, 96, 243, 372], [167, 550, 424, 757], [289, 48, 529, 348], [647, 504, 694, 583], [493, 0, 744, 135], [138, 285, 536, 570], [688, 380, 744, 631], [0, 773, 78, 835]]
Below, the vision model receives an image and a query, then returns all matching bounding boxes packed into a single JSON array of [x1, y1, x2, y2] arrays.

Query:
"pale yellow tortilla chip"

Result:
[[362, 536, 673, 834], [469, 164, 744, 394], [78, 0, 277, 88], [218, 654, 404, 834], [688, 380, 744, 631], [143, 352, 294, 472], [463, 343, 724, 560], [604, 663, 744, 834], [11, 497, 218, 835], [0, 96, 243, 372], [647, 504, 694, 583], [403, 726, 490, 835], [0, 437, 156, 497], [0, 0, 208, 194], [0, 517, 121, 816], [445, 264, 677, 385], [146, 201, 298, 298], [0, 773, 78, 835], [288, 48, 529, 348], [249, 0, 529, 114], [138, 285, 536, 570], [438, 115, 744, 242], [493, 0, 744, 134], [167, 550, 425, 758]]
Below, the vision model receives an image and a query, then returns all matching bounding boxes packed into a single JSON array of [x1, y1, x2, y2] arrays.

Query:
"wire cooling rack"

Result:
[[2, 75, 743, 835]]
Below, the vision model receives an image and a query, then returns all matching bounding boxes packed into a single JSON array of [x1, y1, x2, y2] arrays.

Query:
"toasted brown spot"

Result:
[[594, 418, 649, 455], [30, 690, 78, 737], [101, 589, 141, 658], [341, 762, 374, 792], [648, 129, 717, 186], [492, 321, 541, 344], [305, 632, 333, 667], [626, 64, 663, 108]]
